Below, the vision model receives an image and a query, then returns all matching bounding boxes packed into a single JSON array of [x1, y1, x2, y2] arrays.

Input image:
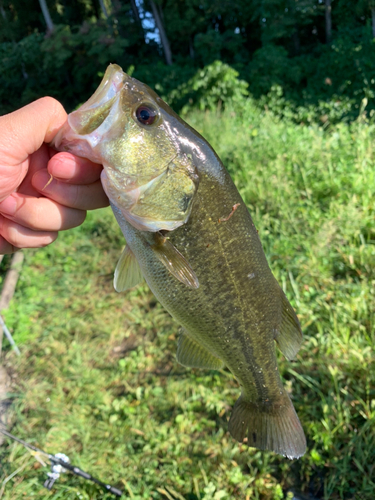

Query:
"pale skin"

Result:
[[0, 97, 109, 255]]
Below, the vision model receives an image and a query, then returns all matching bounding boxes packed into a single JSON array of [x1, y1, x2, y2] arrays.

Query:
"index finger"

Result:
[[0, 97, 67, 167], [47, 152, 103, 185]]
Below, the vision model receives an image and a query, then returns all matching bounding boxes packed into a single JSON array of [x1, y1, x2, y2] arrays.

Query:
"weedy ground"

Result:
[[0, 103, 374, 500]]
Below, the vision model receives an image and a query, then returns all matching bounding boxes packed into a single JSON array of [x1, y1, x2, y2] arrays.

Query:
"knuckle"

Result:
[[66, 209, 87, 230], [40, 232, 58, 247], [38, 96, 65, 116], [71, 185, 82, 209]]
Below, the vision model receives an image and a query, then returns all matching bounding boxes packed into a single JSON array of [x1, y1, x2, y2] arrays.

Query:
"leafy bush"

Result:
[[0, 20, 146, 114], [258, 85, 359, 126], [0, 33, 45, 114], [244, 26, 375, 122], [167, 60, 249, 113], [1, 21, 374, 126]]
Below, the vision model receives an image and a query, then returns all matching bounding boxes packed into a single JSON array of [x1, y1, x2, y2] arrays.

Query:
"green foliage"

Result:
[[1, 0, 375, 123], [256, 85, 357, 125], [167, 61, 249, 112], [1, 106, 375, 499], [0, 16, 147, 114], [0, 33, 45, 113], [245, 44, 304, 97]]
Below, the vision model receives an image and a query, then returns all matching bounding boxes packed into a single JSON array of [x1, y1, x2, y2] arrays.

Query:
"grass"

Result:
[[0, 102, 375, 499]]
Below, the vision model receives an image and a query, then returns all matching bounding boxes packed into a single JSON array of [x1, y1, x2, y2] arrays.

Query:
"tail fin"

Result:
[[228, 393, 306, 459]]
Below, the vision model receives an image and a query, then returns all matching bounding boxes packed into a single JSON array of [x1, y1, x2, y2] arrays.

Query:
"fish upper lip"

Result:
[[64, 65, 131, 141], [82, 64, 130, 111]]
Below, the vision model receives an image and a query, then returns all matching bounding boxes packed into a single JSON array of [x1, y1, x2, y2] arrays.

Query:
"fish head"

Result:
[[52, 64, 199, 232]]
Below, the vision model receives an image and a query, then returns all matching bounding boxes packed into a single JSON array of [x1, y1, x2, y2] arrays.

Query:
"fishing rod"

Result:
[[0, 428, 123, 497]]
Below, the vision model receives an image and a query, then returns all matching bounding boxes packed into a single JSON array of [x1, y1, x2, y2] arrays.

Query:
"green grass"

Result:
[[1, 103, 375, 499]]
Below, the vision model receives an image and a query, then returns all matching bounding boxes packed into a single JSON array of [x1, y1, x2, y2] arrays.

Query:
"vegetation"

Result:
[[1, 101, 374, 499], [1, 0, 375, 121], [1, 1, 374, 498]]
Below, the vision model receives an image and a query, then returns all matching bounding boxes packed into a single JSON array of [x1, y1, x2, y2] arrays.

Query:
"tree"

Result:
[[150, 0, 172, 65], [38, 0, 54, 33], [98, 0, 110, 19], [325, 0, 332, 44]]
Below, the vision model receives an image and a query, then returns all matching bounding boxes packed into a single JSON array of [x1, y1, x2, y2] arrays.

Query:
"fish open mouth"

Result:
[[51, 64, 131, 161]]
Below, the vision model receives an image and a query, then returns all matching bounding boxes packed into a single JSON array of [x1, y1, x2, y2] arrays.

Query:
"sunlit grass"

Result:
[[1, 104, 374, 499]]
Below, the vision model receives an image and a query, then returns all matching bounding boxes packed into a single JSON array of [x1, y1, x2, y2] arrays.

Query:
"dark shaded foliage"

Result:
[[0, 0, 374, 120]]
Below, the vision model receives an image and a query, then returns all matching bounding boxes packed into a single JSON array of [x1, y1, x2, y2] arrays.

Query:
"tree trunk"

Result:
[[38, 0, 54, 33], [131, 0, 141, 24], [150, 0, 172, 65], [325, 0, 332, 44], [130, 0, 145, 41], [372, 7, 375, 38], [0, 3, 7, 22], [98, 0, 109, 19]]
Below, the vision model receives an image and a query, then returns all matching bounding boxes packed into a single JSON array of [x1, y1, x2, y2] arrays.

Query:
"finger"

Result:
[[47, 152, 103, 185], [0, 193, 87, 231], [0, 97, 67, 166], [0, 97, 67, 202], [0, 235, 18, 255], [17, 144, 51, 198], [32, 169, 109, 210], [0, 215, 58, 249]]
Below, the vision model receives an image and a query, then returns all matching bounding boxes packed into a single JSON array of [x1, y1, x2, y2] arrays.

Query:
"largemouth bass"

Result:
[[53, 64, 306, 459]]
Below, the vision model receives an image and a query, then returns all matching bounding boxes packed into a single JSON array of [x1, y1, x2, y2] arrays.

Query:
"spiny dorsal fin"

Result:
[[151, 235, 199, 289], [228, 393, 306, 459], [176, 330, 224, 369], [114, 245, 144, 292], [274, 290, 303, 360]]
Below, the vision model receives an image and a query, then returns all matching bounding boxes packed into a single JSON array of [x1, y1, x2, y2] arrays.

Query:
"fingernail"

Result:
[[49, 153, 77, 179], [0, 195, 17, 216]]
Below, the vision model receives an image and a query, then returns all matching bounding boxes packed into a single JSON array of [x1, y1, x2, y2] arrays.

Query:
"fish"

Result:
[[52, 64, 306, 459]]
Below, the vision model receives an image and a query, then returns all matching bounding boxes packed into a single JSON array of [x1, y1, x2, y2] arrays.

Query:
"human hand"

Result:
[[0, 97, 109, 254]]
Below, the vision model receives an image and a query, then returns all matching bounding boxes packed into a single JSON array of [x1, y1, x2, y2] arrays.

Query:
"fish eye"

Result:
[[135, 103, 159, 126]]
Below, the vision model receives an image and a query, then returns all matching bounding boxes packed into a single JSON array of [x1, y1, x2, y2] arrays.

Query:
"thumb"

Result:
[[0, 97, 67, 201]]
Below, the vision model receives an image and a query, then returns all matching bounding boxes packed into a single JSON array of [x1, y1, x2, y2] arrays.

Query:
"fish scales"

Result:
[[116, 176, 282, 396], [53, 64, 306, 459]]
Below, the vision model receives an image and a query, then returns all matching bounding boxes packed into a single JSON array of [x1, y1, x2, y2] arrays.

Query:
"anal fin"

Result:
[[176, 331, 224, 370], [114, 245, 144, 292], [274, 291, 303, 360]]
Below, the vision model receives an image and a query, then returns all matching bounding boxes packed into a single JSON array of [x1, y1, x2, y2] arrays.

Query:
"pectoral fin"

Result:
[[114, 245, 143, 292], [151, 235, 199, 289], [176, 330, 224, 369]]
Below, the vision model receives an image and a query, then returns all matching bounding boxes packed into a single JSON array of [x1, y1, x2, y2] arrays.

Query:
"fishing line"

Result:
[[0, 427, 123, 497]]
